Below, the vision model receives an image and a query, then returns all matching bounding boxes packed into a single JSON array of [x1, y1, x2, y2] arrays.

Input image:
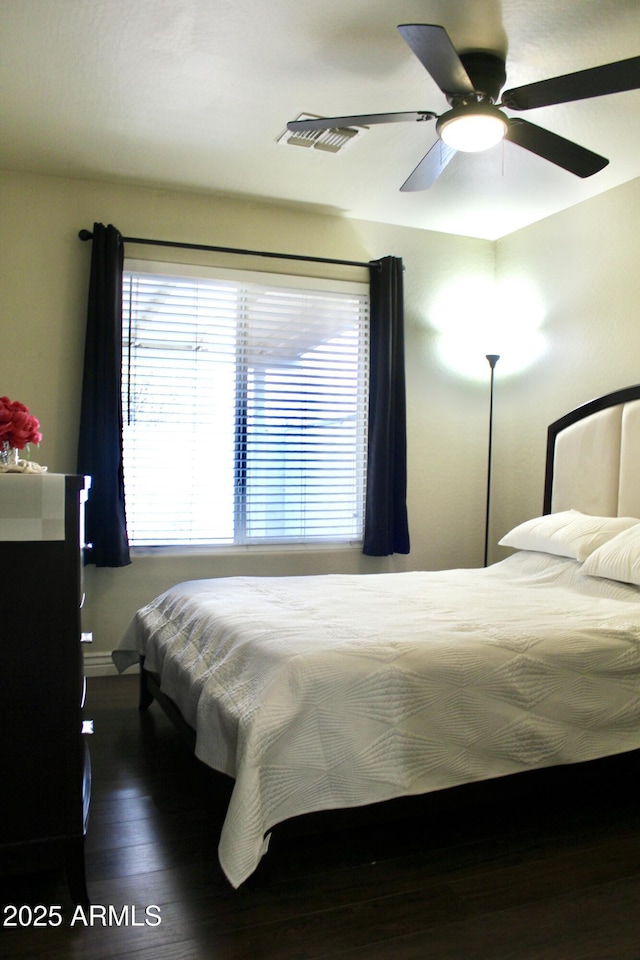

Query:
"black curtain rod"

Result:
[[78, 229, 376, 271]]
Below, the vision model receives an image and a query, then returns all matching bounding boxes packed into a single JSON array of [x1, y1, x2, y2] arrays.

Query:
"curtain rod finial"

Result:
[[78, 229, 93, 241]]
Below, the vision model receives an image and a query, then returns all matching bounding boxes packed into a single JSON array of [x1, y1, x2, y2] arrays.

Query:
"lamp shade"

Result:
[[437, 104, 508, 153]]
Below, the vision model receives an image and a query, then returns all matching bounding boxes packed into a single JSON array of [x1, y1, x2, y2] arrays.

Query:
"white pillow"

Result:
[[498, 510, 640, 561], [582, 524, 640, 585]]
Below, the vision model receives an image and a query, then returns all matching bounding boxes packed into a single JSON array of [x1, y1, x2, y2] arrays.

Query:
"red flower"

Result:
[[0, 396, 42, 449]]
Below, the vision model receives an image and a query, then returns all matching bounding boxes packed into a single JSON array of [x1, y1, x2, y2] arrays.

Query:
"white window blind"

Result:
[[122, 260, 370, 546]]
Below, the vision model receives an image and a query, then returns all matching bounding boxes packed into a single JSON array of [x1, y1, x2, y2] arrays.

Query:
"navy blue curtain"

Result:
[[363, 256, 410, 556], [77, 223, 130, 567]]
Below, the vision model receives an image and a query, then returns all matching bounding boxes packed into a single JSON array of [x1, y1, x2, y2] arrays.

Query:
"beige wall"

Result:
[[2, 169, 639, 657], [1, 169, 494, 657], [493, 177, 640, 552]]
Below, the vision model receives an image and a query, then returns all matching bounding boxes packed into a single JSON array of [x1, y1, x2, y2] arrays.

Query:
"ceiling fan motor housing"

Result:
[[455, 51, 507, 103]]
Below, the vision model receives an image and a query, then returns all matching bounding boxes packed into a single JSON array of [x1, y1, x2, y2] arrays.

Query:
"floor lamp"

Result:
[[484, 354, 500, 567]]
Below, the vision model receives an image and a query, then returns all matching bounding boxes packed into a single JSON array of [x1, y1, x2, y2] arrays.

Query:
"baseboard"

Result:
[[83, 650, 139, 676]]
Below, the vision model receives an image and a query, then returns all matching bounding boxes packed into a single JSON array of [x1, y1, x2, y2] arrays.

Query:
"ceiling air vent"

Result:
[[278, 114, 367, 153]]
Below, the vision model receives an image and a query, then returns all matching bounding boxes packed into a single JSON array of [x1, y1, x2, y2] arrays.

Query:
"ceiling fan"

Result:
[[286, 23, 640, 190]]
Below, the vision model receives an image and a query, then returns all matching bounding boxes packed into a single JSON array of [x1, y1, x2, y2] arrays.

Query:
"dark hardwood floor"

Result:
[[2, 674, 640, 959]]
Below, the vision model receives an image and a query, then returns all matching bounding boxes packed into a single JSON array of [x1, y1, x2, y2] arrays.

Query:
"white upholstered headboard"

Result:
[[544, 385, 640, 520]]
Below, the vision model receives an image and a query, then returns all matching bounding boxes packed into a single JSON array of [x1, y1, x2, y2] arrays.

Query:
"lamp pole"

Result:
[[484, 354, 500, 567]]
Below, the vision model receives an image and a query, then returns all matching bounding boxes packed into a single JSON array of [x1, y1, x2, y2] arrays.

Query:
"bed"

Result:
[[113, 385, 640, 889]]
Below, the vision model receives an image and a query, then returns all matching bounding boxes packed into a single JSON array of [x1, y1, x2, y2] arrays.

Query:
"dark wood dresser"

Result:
[[0, 473, 92, 906]]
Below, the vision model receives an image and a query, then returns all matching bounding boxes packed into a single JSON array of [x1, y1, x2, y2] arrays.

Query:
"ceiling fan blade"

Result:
[[287, 111, 436, 133], [505, 118, 608, 177], [397, 24, 475, 97], [502, 55, 640, 110], [400, 140, 457, 191]]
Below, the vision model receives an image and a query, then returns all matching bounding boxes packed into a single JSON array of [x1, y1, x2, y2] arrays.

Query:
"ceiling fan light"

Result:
[[437, 105, 508, 152]]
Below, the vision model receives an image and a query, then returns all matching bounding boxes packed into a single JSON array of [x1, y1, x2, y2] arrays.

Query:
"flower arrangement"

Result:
[[0, 396, 42, 450]]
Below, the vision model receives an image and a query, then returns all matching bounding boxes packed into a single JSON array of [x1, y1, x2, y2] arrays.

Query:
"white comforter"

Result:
[[114, 551, 640, 887]]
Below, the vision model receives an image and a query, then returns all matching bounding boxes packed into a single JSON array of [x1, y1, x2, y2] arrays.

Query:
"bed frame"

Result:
[[544, 383, 640, 518], [138, 384, 640, 861]]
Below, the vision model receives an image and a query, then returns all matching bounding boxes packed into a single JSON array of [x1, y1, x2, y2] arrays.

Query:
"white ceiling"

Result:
[[1, 0, 639, 240]]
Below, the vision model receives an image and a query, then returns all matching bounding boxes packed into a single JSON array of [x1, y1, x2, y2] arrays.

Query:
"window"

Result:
[[122, 261, 370, 546]]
